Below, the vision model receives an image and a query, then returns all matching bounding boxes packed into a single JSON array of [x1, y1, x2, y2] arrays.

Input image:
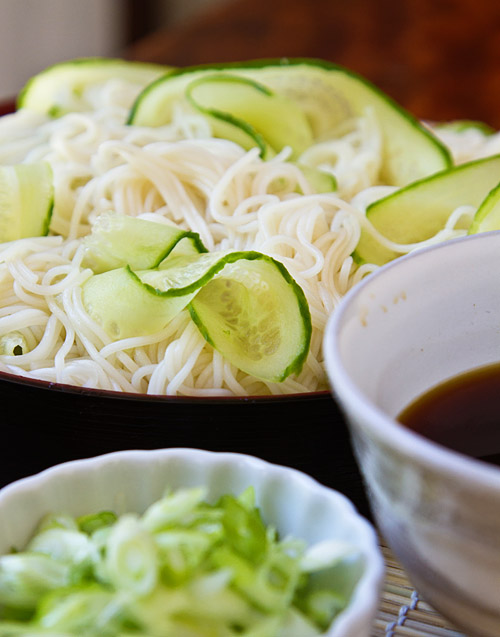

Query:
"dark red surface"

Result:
[[0, 100, 15, 116], [125, 0, 500, 129]]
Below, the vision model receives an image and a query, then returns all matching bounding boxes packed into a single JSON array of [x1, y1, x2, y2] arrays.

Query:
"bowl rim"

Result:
[[324, 230, 500, 490], [0, 365, 330, 403], [0, 447, 385, 637]]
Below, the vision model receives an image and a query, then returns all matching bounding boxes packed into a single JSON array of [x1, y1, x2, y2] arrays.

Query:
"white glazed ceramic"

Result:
[[0, 448, 383, 637], [324, 231, 500, 636]]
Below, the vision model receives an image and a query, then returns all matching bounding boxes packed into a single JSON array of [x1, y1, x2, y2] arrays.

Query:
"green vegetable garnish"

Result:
[[354, 154, 500, 265], [17, 57, 172, 117], [0, 487, 358, 636], [0, 162, 54, 243], [81, 213, 311, 383], [128, 58, 451, 187], [184, 73, 314, 159]]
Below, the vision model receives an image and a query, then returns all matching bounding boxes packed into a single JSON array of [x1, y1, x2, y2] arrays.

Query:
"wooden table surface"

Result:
[[125, 0, 500, 130]]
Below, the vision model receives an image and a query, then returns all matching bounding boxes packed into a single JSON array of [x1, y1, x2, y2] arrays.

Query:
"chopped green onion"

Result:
[[0, 487, 358, 635]]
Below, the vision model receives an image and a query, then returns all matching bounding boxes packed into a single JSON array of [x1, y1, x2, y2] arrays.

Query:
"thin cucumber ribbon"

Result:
[[0, 162, 53, 242], [128, 58, 451, 188], [185, 74, 314, 159], [81, 213, 311, 382]]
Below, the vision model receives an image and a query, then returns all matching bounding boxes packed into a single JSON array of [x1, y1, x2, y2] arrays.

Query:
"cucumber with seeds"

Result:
[[0, 162, 54, 242], [354, 154, 500, 265], [188, 253, 311, 381], [17, 57, 172, 117], [128, 58, 451, 186], [82, 242, 311, 382]]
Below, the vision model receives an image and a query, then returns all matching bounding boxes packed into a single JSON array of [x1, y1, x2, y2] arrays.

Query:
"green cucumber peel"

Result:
[[187, 252, 311, 381], [354, 154, 500, 266], [0, 162, 54, 242], [17, 57, 173, 117], [186, 74, 269, 158], [82, 249, 311, 382], [82, 212, 207, 273], [128, 57, 451, 186], [185, 73, 313, 158], [468, 181, 500, 234]]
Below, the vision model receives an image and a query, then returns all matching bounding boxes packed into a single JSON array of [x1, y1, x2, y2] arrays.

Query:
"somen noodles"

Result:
[[0, 67, 498, 396]]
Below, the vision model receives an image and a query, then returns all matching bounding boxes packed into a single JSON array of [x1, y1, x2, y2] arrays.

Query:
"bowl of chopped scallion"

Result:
[[0, 447, 383, 636]]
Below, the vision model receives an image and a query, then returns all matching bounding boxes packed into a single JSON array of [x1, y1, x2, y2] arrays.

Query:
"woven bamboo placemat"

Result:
[[371, 540, 466, 637]]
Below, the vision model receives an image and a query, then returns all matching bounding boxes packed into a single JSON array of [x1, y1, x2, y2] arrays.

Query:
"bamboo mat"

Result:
[[371, 540, 465, 637]]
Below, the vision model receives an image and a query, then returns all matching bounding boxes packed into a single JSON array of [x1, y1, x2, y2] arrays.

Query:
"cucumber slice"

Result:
[[128, 58, 451, 186], [293, 163, 337, 193], [17, 57, 172, 117], [185, 74, 313, 158], [188, 255, 311, 381], [0, 162, 53, 242], [82, 251, 311, 382], [82, 266, 196, 339], [0, 331, 27, 356], [354, 154, 500, 265], [434, 119, 495, 136], [468, 181, 500, 234], [82, 211, 207, 274]]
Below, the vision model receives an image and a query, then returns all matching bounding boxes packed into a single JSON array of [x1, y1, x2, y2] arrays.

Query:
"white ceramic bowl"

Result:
[[324, 231, 500, 636], [0, 447, 383, 637]]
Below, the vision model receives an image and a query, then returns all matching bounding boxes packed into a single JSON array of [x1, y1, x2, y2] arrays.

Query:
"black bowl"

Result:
[[3, 370, 369, 516]]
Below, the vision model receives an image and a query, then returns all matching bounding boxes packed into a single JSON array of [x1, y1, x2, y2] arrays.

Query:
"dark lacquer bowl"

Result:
[[0, 99, 367, 515], [3, 371, 369, 514]]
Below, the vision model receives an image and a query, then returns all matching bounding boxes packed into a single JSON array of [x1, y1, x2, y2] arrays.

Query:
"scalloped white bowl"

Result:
[[0, 448, 383, 637]]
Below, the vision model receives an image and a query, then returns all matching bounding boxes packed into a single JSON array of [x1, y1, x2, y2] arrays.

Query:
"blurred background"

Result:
[[1, 0, 500, 128], [0, 0, 231, 100]]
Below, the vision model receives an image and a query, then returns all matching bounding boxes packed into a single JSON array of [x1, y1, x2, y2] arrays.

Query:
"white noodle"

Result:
[[0, 78, 491, 396]]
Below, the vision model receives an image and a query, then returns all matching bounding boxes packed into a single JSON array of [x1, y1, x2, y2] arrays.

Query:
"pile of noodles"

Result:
[[0, 77, 498, 396]]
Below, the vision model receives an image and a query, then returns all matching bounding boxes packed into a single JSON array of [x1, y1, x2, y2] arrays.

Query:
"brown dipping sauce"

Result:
[[398, 362, 500, 466]]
